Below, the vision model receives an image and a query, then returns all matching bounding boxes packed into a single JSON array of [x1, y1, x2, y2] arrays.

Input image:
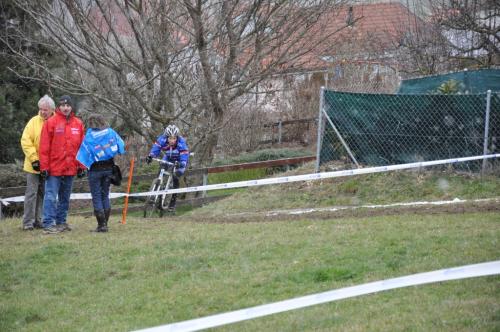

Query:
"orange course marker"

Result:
[[121, 157, 135, 224]]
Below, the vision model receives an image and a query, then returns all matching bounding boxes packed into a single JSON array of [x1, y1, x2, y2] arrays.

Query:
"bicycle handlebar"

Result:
[[151, 158, 179, 168]]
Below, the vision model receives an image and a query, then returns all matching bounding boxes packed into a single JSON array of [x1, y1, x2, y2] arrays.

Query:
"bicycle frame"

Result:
[[153, 157, 176, 181], [143, 158, 178, 217]]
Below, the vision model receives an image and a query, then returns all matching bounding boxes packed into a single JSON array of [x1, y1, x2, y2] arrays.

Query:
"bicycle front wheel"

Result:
[[143, 178, 161, 218]]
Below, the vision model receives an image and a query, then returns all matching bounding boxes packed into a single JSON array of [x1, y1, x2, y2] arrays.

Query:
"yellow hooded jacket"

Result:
[[20, 114, 47, 174]]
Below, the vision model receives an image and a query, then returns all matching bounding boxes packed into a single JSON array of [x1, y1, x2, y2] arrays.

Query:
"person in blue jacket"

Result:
[[146, 124, 189, 213], [77, 114, 125, 232]]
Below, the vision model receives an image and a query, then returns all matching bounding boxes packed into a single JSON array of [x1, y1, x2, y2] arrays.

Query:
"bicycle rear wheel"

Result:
[[143, 178, 161, 218]]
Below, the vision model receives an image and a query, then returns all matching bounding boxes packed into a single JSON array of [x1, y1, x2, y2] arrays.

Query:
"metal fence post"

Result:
[[271, 124, 274, 145], [315, 87, 325, 172], [202, 171, 208, 198], [278, 121, 282, 144], [482, 90, 492, 175], [322, 111, 360, 167]]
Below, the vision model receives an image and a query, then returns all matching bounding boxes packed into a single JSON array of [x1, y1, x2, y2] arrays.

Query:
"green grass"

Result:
[[211, 147, 312, 166], [206, 168, 268, 197], [1, 212, 499, 331], [2, 162, 500, 331], [208, 168, 268, 184], [192, 165, 500, 216], [131, 159, 500, 217]]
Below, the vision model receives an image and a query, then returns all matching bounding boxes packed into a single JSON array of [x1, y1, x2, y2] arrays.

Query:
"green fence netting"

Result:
[[397, 69, 500, 94], [319, 90, 499, 168]]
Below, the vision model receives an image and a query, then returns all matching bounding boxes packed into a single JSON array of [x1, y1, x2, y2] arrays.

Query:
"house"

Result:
[[253, 1, 437, 115]]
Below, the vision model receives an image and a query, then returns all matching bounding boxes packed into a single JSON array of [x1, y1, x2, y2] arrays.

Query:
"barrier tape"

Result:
[[132, 260, 500, 332], [2, 154, 499, 204], [263, 197, 500, 217]]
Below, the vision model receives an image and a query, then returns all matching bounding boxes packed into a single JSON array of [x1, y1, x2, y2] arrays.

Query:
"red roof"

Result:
[[285, 2, 430, 71], [88, 2, 429, 72], [88, 2, 190, 47], [89, 2, 134, 37]]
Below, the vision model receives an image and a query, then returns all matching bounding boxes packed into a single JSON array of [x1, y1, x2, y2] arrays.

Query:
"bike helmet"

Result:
[[164, 124, 179, 137]]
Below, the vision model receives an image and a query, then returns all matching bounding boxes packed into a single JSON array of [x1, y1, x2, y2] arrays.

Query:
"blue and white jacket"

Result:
[[77, 127, 125, 169], [149, 135, 189, 172]]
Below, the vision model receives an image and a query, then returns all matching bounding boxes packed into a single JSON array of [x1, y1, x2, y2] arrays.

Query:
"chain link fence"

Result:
[[317, 89, 499, 173], [216, 66, 499, 174]]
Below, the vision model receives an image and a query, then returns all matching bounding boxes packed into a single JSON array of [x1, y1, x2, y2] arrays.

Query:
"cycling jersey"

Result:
[[149, 135, 189, 167]]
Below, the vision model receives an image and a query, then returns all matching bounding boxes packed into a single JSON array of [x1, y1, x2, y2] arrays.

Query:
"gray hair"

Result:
[[38, 95, 55, 110]]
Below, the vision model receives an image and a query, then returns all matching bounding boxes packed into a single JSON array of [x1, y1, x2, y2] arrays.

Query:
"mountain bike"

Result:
[[143, 158, 179, 218]]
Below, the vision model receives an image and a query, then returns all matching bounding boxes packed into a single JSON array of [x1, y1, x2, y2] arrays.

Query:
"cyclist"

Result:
[[146, 124, 189, 212]]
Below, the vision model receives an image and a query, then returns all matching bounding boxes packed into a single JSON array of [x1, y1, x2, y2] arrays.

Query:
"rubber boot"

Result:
[[92, 210, 107, 232], [103, 209, 110, 232]]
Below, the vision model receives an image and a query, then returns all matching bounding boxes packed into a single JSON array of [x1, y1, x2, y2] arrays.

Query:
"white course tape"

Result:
[[1, 192, 127, 203], [2, 154, 499, 204], [133, 260, 500, 332], [128, 153, 500, 198], [264, 197, 500, 217], [118, 153, 500, 197]]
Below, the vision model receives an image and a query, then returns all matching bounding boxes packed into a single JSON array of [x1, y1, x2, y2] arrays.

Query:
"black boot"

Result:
[[167, 194, 177, 213], [92, 210, 107, 232], [103, 209, 110, 232]]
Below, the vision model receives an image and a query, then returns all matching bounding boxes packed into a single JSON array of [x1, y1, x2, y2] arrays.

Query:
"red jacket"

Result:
[[40, 109, 85, 176]]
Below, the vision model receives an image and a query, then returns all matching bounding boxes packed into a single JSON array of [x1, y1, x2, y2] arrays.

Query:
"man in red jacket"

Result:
[[39, 95, 85, 234]]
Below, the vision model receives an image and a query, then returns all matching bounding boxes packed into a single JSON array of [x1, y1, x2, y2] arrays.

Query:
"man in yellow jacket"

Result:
[[20, 95, 55, 230]]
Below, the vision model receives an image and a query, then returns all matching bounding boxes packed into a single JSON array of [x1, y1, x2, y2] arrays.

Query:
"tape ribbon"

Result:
[[2, 153, 499, 204], [133, 260, 500, 332]]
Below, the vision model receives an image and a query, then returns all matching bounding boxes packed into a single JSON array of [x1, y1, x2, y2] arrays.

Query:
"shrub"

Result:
[[0, 163, 25, 187]]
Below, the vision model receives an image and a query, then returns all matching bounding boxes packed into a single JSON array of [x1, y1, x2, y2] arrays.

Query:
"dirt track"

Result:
[[181, 199, 500, 223]]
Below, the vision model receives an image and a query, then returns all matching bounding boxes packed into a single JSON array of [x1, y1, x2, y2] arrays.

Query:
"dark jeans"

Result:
[[42, 175, 74, 228], [88, 169, 112, 213]]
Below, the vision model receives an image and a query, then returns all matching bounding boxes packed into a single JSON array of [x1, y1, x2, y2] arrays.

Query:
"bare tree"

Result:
[[393, 16, 454, 76], [6, 0, 350, 165], [180, 0, 353, 163], [7, 0, 199, 139], [431, 0, 500, 67]]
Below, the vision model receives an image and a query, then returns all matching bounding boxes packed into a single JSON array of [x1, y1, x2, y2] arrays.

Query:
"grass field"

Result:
[[1, 165, 499, 331], [189, 164, 500, 218], [1, 211, 499, 331]]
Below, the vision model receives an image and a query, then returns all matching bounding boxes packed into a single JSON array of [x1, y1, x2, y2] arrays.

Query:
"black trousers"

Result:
[[169, 176, 180, 207]]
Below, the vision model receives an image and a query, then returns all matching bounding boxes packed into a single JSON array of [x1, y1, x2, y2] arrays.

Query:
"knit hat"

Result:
[[58, 95, 73, 108]]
